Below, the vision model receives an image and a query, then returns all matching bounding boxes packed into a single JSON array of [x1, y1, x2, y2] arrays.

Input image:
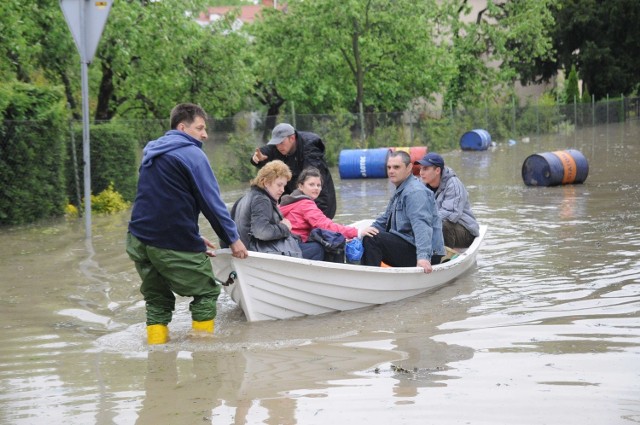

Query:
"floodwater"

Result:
[[1, 121, 639, 424]]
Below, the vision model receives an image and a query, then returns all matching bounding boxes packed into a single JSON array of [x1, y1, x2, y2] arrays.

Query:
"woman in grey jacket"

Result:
[[231, 160, 302, 258]]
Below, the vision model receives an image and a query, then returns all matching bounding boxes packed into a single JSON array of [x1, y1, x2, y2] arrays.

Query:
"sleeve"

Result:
[[406, 190, 436, 261], [372, 202, 391, 231], [302, 141, 336, 219], [191, 154, 239, 246], [301, 200, 358, 239], [249, 195, 290, 242], [250, 145, 278, 168], [438, 178, 467, 223]]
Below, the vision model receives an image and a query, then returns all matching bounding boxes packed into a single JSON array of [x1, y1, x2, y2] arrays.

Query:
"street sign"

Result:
[[60, 0, 113, 63], [60, 0, 113, 239]]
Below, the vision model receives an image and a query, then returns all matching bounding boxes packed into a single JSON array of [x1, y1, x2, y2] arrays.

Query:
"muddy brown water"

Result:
[[1, 121, 639, 424]]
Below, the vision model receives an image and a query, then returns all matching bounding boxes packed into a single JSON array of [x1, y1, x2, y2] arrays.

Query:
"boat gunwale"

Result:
[[213, 225, 487, 275]]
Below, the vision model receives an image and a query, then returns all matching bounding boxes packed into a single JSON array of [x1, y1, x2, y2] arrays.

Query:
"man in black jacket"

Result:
[[251, 123, 337, 219]]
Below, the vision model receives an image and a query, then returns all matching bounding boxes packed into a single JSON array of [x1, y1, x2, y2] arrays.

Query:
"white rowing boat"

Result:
[[211, 224, 487, 322]]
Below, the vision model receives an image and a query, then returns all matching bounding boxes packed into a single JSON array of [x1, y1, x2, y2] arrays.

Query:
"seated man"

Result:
[[415, 152, 480, 248], [360, 151, 445, 273]]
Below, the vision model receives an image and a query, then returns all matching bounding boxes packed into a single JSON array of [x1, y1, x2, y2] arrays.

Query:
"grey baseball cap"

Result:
[[267, 123, 295, 145]]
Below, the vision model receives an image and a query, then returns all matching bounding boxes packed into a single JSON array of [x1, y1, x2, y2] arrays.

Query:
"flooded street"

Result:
[[1, 121, 639, 424]]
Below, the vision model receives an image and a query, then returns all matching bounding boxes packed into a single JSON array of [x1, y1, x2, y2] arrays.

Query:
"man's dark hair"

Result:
[[169, 103, 207, 130], [388, 150, 411, 166]]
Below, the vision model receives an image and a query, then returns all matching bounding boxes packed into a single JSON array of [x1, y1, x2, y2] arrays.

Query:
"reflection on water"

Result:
[[1, 122, 639, 424]]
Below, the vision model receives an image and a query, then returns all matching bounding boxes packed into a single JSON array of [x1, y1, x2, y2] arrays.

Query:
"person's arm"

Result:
[[438, 177, 467, 223], [301, 200, 359, 239], [250, 196, 290, 241], [250, 145, 276, 168], [302, 139, 336, 218], [405, 189, 436, 266], [191, 152, 241, 247]]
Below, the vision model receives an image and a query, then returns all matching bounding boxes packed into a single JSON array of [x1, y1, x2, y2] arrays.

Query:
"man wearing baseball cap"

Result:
[[415, 152, 479, 248], [251, 123, 337, 219]]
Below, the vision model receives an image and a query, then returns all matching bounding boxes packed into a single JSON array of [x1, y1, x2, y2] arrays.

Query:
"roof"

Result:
[[196, 2, 284, 26]]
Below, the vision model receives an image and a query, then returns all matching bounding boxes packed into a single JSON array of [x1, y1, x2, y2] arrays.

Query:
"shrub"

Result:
[[90, 183, 131, 214], [66, 122, 138, 206], [0, 82, 68, 225]]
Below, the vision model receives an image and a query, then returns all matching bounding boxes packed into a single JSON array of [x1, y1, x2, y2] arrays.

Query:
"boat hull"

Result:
[[211, 225, 487, 322]]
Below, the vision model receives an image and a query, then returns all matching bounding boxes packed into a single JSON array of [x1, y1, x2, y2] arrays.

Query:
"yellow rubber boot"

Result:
[[192, 319, 214, 333], [146, 324, 169, 345]]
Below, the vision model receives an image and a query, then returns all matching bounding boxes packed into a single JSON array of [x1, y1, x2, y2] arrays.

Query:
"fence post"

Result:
[[291, 101, 296, 128], [485, 98, 488, 130], [606, 94, 609, 123], [449, 100, 454, 144], [409, 102, 414, 145], [536, 97, 539, 135], [512, 96, 516, 135], [359, 102, 366, 143], [592, 94, 595, 126], [573, 95, 577, 127]]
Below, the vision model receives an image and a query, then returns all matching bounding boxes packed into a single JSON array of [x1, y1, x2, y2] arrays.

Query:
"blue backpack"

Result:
[[308, 228, 346, 263]]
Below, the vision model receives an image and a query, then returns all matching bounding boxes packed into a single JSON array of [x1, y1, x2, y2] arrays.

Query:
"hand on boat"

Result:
[[359, 226, 379, 238], [417, 259, 433, 273], [230, 239, 249, 259], [201, 236, 217, 257]]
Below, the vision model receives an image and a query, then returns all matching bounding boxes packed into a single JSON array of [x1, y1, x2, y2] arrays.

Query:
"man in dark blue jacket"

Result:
[[127, 103, 248, 345], [251, 123, 337, 219]]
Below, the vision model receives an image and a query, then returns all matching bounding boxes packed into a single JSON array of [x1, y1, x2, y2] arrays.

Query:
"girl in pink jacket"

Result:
[[280, 168, 361, 260]]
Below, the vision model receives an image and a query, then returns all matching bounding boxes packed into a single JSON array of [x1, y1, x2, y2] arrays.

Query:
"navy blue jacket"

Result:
[[128, 130, 239, 252]]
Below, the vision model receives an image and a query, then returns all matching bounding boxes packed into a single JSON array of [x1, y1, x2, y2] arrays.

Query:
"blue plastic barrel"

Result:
[[338, 148, 390, 179], [460, 129, 491, 151], [521, 149, 589, 186]]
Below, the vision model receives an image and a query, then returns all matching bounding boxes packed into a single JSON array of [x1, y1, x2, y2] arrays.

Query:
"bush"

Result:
[[66, 122, 138, 207], [0, 82, 68, 225], [215, 113, 259, 184], [90, 183, 131, 214]]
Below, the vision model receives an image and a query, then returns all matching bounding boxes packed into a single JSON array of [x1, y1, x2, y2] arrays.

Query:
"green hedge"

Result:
[[66, 122, 138, 206], [0, 83, 67, 225]]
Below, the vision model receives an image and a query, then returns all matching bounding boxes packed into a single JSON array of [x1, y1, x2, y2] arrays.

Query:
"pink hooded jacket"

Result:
[[279, 190, 358, 242]]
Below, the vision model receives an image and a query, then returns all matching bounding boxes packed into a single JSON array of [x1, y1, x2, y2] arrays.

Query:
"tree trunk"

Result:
[[94, 62, 115, 121]]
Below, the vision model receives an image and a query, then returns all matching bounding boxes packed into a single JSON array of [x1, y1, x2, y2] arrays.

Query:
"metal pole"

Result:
[[80, 0, 92, 239], [512, 96, 516, 135], [536, 97, 539, 135], [359, 102, 366, 143], [291, 101, 296, 128]]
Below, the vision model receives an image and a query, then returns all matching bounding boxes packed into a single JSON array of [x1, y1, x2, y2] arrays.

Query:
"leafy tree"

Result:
[[581, 85, 591, 103], [565, 65, 580, 104], [0, 0, 43, 82], [445, 0, 556, 109], [92, 0, 254, 120], [522, 0, 640, 100], [249, 0, 454, 116]]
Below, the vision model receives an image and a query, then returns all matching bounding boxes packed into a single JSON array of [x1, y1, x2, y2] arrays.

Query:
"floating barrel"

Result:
[[521, 149, 589, 186], [391, 146, 428, 175], [460, 129, 491, 151], [338, 148, 390, 179]]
